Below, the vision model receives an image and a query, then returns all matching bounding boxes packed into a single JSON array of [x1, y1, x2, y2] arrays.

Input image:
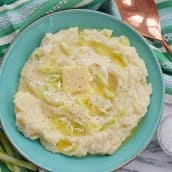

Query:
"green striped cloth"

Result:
[[0, 0, 172, 97], [0, 0, 105, 57], [152, 0, 172, 96]]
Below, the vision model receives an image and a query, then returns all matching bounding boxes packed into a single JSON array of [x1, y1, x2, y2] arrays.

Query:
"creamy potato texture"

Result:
[[14, 28, 152, 156]]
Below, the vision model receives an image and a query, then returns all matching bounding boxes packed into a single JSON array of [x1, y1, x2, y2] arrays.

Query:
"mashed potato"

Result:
[[14, 27, 152, 156]]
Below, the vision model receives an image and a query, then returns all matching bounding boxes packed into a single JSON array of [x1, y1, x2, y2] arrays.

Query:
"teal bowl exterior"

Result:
[[0, 10, 164, 172]]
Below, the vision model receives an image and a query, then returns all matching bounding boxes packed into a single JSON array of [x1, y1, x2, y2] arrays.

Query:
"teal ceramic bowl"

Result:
[[0, 10, 164, 172]]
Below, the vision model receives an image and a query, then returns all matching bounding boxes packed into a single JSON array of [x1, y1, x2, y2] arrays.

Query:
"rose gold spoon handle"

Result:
[[161, 39, 172, 55], [115, 0, 172, 56]]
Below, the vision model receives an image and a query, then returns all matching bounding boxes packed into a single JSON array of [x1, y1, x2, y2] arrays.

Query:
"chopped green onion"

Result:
[[104, 89, 114, 100], [57, 140, 73, 152], [97, 107, 107, 115], [43, 85, 49, 91], [34, 88, 45, 100], [75, 98, 85, 106], [49, 74, 61, 82], [100, 117, 116, 131], [48, 74, 61, 91], [112, 50, 121, 56], [61, 42, 71, 55], [58, 101, 64, 107], [85, 122, 97, 132], [38, 65, 59, 74], [0, 152, 37, 171], [61, 106, 70, 114], [95, 73, 108, 86], [120, 36, 130, 45], [38, 65, 51, 74]]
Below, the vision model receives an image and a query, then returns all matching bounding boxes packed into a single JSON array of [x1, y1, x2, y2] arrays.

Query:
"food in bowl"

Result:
[[14, 27, 152, 157]]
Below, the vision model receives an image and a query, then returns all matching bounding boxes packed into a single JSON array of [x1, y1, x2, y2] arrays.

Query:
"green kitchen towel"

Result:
[[0, 0, 172, 96], [0, 0, 105, 57]]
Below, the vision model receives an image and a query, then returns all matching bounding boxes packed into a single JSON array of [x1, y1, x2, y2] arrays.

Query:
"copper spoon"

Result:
[[115, 0, 172, 55]]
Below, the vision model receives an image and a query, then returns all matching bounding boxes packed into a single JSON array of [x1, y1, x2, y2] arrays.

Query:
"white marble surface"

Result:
[[119, 102, 172, 172]]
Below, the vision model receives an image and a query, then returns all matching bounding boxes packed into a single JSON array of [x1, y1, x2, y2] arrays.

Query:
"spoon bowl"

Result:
[[115, 0, 172, 55]]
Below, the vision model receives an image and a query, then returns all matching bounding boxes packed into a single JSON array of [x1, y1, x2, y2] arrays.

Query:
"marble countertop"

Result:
[[119, 103, 172, 172]]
